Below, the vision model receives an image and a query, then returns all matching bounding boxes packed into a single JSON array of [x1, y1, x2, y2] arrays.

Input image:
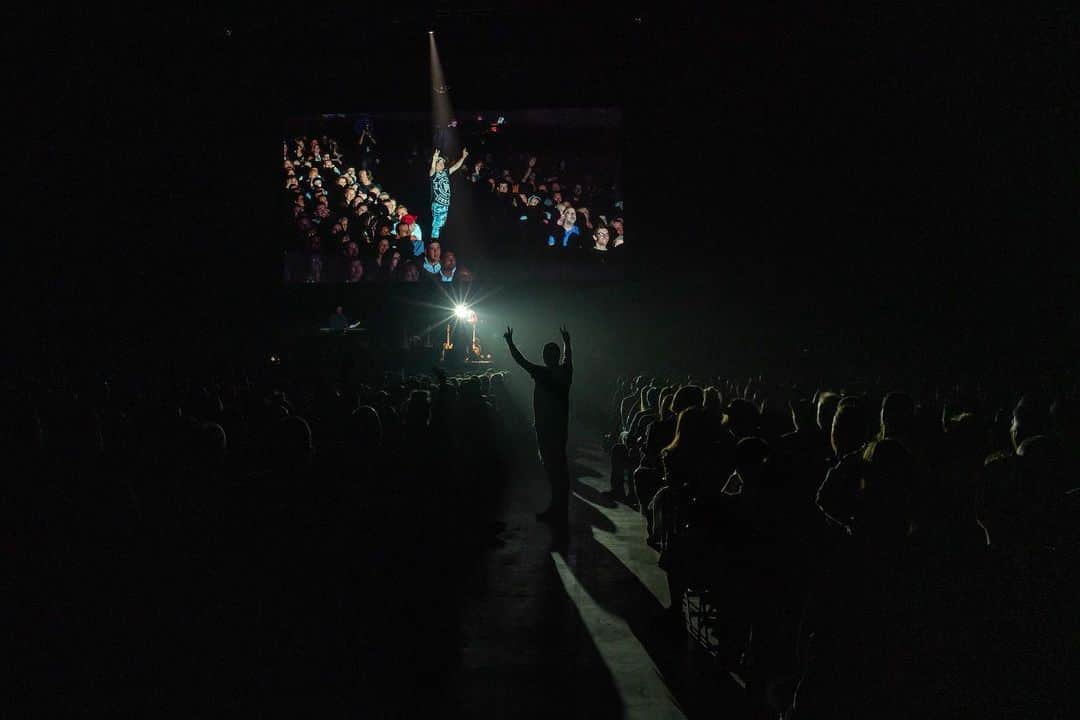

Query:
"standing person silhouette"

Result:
[[504, 325, 573, 526]]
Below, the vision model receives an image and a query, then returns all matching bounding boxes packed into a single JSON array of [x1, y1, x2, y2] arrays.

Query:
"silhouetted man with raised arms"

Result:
[[504, 325, 573, 526]]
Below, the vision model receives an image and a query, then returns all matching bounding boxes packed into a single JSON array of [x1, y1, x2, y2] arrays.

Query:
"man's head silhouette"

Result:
[[542, 342, 560, 367]]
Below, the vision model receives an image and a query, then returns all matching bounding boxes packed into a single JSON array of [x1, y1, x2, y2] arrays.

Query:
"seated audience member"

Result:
[[326, 305, 351, 330], [392, 204, 409, 227], [385, 249, 402, 276], [591, 225, 611, 253], [405, 213, 424, 244], [815, 399, 869, 532], [438, 251, 457, 283], [775, 398, 827, 491], [858, 438, 915, 542], [396, 221, 424, 258], [879, 391, 917, 448], [401, 261, 421, 282], [577, 207, 594, 233], [422, 241, 442, 275], [374, 220, 394, 246], [368, 238, 394, 280], [724, 398, 761, 439], [630, 391, 675, 513], [346, 259, 365, 283], [980, 392, 1066, 549], [548, 207, 582, 248], [654, 405, 711, 622], [816, 391, 842, 456]]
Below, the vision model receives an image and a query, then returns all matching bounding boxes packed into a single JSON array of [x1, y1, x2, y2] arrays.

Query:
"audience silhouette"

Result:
[[607, 371, 1078, 718], [6, 348, 1077, 717]]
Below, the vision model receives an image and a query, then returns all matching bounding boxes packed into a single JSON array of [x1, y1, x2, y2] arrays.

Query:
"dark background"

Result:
[[8, 5, 1079, 383]]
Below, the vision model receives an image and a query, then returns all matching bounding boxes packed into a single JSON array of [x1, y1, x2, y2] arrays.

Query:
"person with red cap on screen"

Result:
[[404, 213, 423, 244]]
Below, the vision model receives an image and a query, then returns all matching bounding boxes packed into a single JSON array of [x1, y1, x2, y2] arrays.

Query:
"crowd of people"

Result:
[[283, 134, 474, 284], [607, 374, 1078, 717], [6, 360, 523, 713], [8, 328, 1076, 715], [465, 150, 626, 262], [283, 122, 626, 284]]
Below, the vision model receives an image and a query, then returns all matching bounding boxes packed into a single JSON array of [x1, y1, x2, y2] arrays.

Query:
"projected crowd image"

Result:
[[282, 109, 624, 284]]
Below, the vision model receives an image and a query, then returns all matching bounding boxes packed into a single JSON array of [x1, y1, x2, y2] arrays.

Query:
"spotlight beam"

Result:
[[428, 32, 453, 134]]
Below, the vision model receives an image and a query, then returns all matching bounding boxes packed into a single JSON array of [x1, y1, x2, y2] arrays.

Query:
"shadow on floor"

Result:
[[556, 496, 747, 718], [572, 477, 619, 510], [450, 430, 626, 720], [570, 459, 603, 480]]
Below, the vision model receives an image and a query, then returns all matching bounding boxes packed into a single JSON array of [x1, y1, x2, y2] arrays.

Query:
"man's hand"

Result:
[[461, 148, 469, 158], [528, 156, 537, 168], [504, 326, 514, 342], [433, 148, 441, 159], [560, 326, 570, 343]]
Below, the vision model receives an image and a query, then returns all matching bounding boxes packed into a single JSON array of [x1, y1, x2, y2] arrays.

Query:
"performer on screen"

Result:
[[429, 146, 468, 239]]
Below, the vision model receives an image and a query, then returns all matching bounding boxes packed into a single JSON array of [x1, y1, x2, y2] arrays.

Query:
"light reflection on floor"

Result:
[[552, 550, 688, 720]]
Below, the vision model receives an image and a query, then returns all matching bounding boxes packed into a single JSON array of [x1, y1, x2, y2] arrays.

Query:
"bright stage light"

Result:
[[454, 304, 469, 319]]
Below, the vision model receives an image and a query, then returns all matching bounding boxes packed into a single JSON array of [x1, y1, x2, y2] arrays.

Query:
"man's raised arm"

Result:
[[560, 325, 572, 369], [429, 148, 440, 177], [449, 148, 469, 174], [504, 326, 539, 373]]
